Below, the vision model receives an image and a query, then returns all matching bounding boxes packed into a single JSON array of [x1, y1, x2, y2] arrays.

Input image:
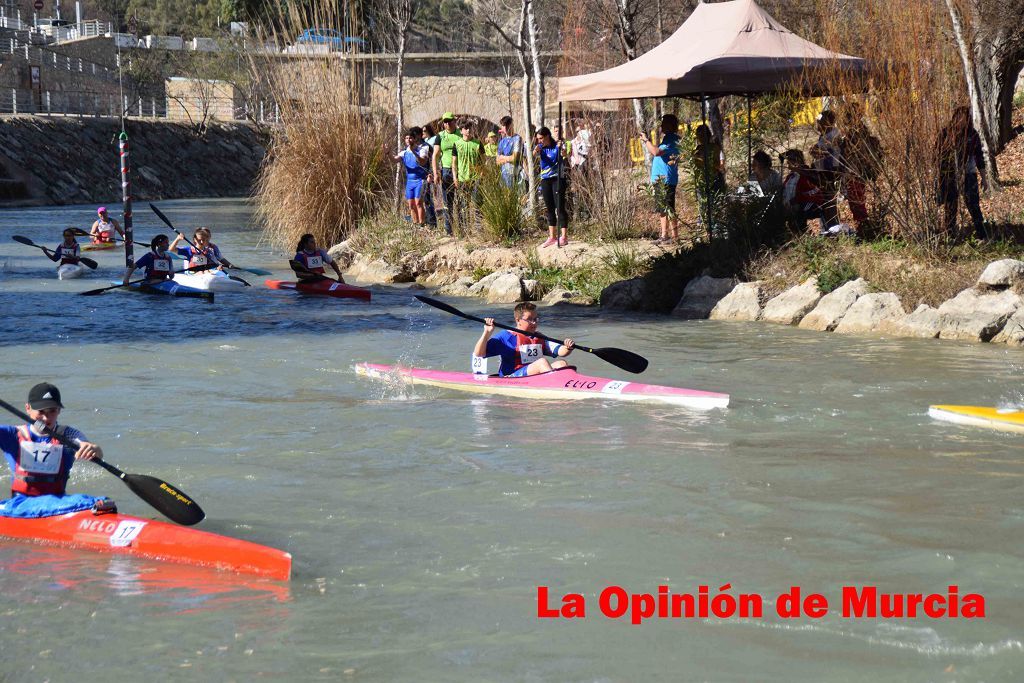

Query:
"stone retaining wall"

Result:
[[0, 116, 265, 205]]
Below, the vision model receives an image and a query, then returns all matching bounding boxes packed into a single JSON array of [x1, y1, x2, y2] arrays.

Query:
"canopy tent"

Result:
[[557, 0, 867, 102]]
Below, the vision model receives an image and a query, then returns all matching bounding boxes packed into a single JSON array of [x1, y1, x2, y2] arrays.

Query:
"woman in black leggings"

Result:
[[534, 126, 569, 247]]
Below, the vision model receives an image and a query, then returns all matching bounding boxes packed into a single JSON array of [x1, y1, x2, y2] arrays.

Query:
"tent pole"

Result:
[[699, 93, 713, 241], [747, 95, 752, 178]]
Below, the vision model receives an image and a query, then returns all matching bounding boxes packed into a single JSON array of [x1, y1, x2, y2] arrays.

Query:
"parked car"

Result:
[[295, 28, 365, 51]]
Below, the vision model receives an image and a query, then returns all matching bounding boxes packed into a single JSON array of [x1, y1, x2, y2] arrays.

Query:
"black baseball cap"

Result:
[[28, 383, 63, 410]]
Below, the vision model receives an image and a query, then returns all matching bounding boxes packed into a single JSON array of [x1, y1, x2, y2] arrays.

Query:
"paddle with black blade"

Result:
[[414, 295, 649, 374], [68, 228, 158, 253], [12, 236, 98, 269], [0, 398, 205, 526], [78, 263, 212, 296], [150, 203, 271, 277]]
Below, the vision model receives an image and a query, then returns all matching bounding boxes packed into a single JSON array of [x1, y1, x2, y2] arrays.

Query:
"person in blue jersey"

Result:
[[293, 233, 345, 282], [392, 127, 430, 226], [122, 234, 176, 285], [640, 114, 681, 244], [473, 301, 575, 377], [168, 227, 235, 270], [0, 384, 102, 497], [534, 126, 569, 248], [46, 229, 83, 267]]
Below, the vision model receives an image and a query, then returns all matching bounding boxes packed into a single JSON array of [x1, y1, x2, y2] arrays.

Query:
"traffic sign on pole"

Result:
[[33, 0, 44, 11]]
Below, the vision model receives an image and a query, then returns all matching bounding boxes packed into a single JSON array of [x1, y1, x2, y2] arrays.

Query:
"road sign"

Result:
[[33, 0, 43, 11], [128, 14, 137, 36]]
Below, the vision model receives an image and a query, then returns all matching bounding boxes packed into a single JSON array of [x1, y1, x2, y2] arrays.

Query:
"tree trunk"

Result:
[[526, 0, 545, 129], [944, 0, 999, 187], [394, 22, 407, 204]]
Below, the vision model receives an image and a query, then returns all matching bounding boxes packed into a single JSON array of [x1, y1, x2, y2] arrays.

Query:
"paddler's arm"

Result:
[[122, 264, 137, 285], [556, 338, 575, 357], [168, 233, 185, 251], [113, 218, 125, 238], [473, 318, 496, 358], [72, 438, 103, 461]]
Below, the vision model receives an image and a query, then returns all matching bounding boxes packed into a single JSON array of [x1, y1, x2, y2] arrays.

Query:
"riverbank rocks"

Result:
[[710, 281, 764, 321], [937, 288, 1022, 342], [992, 309, 1024, 346], [878, 304, 942, 339], [541, 287, 595, 307], [327, 240, 357, 270], [977, 259, 1024, 289], [600, 278, 648, 310], [671, 276, 738, 319], [760, 278, 822, 325], [469, 271, 525, 303], [798, 278, 869, 331], [346, 255, 414, 284], [437, 276, 475, 297], [833, 293, 905, 334]]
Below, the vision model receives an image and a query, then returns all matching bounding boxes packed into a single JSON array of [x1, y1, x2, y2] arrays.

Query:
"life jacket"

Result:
[[295, 250, 326, 274], [510, 331, 546, 373], [94, 219, 115, 243], [58, 242, 80, 265], [144, 251, 173, 280], [186, 245, 217, 269], [12, 425, 70, 496]]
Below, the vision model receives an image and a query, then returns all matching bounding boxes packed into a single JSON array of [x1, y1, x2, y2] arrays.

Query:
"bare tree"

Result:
[[382, 0, 413, 198], [943, 0, 1024, 187], [525, 0, 545, 128], [486, 0, 538, 213]]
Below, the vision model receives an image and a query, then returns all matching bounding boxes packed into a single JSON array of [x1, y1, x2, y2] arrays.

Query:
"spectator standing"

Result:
[[810, 110, 842, 229], [431, 112, 460, 235], [693, 124, 726, 227], [641, 114, 681, 244], [535, 126, 569, 248], [937, 106, 987, 240], [837, 102, 883, 237], [422, 124, 439, 228], [496, 115, 523, 189], [454, 120, 484, 227], [392, 127, 429, 226], [484, 132, 498, 160]]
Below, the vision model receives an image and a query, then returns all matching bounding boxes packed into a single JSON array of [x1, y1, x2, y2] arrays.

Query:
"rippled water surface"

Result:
[[1, 198, 1023, 681]]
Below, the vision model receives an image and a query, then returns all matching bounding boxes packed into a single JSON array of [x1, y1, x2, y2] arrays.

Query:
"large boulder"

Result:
[[833, 293, 905, 334], [600, 278, 648, 311], [346, 255, 414, 283], [878, 304, 942, 339], [327, 239, 357, 270], [469, 271, 525, 303], [436, 276, 475, 297], [541, 287, 595, 307], [710, 282, 764, 321], [671, 276, 738, 319], [937, 289, 1022, 342], [798, 278, 869, 331], [977, 259, 1024, 290], [760, 278, 822, 325], [992, 309, 1024, 346]]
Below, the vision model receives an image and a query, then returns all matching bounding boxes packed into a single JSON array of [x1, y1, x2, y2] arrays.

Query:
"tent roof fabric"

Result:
[[557, 0, 866, 101]]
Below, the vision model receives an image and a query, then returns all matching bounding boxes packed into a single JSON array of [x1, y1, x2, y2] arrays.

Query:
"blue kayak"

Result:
[[109, 279, 214, 301]]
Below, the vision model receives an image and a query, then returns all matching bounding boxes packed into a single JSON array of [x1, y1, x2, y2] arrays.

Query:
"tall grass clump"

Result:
[[250, 0, 392, 250], [476, 163, 525, 244]]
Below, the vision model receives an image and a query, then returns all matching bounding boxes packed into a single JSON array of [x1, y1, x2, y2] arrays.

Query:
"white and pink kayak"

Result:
[[355, 363, 729, 409]]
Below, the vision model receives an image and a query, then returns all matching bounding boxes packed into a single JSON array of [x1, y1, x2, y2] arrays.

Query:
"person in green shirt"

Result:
[[431, 112, 460, 235], [484, 131, 498, 160], [454, 120, 484, 186]]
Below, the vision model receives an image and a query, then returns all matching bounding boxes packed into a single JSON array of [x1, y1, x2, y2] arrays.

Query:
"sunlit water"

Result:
[[1, 198, 1023, 681]]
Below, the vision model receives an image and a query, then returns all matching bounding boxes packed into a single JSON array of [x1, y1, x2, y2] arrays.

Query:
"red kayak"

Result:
[[0, 510, 291, 580], [265, 278, 371, 301]]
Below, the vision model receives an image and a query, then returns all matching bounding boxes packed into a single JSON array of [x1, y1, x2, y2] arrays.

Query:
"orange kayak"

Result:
[[265, 278, 371, 301], [0, 510, 291, 580]]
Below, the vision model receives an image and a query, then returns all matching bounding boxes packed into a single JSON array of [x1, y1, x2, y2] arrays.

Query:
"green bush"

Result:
[[476, 163, 525, 244]]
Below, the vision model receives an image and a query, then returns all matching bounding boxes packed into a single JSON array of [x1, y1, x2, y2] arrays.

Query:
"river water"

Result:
[[1, 198, 1022, 681]]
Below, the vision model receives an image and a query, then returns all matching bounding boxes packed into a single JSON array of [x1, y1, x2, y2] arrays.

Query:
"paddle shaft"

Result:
[[13, 236, 98, 269], [0, 398, 205, 526], [414, 295, 649, 374]]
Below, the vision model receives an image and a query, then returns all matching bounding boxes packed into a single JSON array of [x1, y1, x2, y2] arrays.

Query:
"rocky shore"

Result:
[[332, 236, 1024, 348], [0, 117, 266, 205]]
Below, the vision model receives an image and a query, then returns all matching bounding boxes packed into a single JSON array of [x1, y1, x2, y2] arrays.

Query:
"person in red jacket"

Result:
[[781, 149, 829, 234]]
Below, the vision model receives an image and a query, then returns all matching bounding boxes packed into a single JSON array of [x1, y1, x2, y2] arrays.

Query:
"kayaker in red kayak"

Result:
[[0, 384, 103, 497], [473, 302, 575, 377], [89, 206, 124, 244], [293, 233, 345, 282], [122, 234, 175, 285]]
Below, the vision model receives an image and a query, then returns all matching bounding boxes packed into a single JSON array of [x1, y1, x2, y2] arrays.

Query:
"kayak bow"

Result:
[[266, 279, 371, 301], [928, 405, 1024, 434], [0, 509, 291, 580]]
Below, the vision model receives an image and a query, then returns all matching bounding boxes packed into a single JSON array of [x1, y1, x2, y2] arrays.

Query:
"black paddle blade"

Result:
[[12, 235, 36, 246], [414, 294, 477, 321], [121, 473, 206, 526], [79, 257, 98, 269], [591, 347, 649, 374]]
